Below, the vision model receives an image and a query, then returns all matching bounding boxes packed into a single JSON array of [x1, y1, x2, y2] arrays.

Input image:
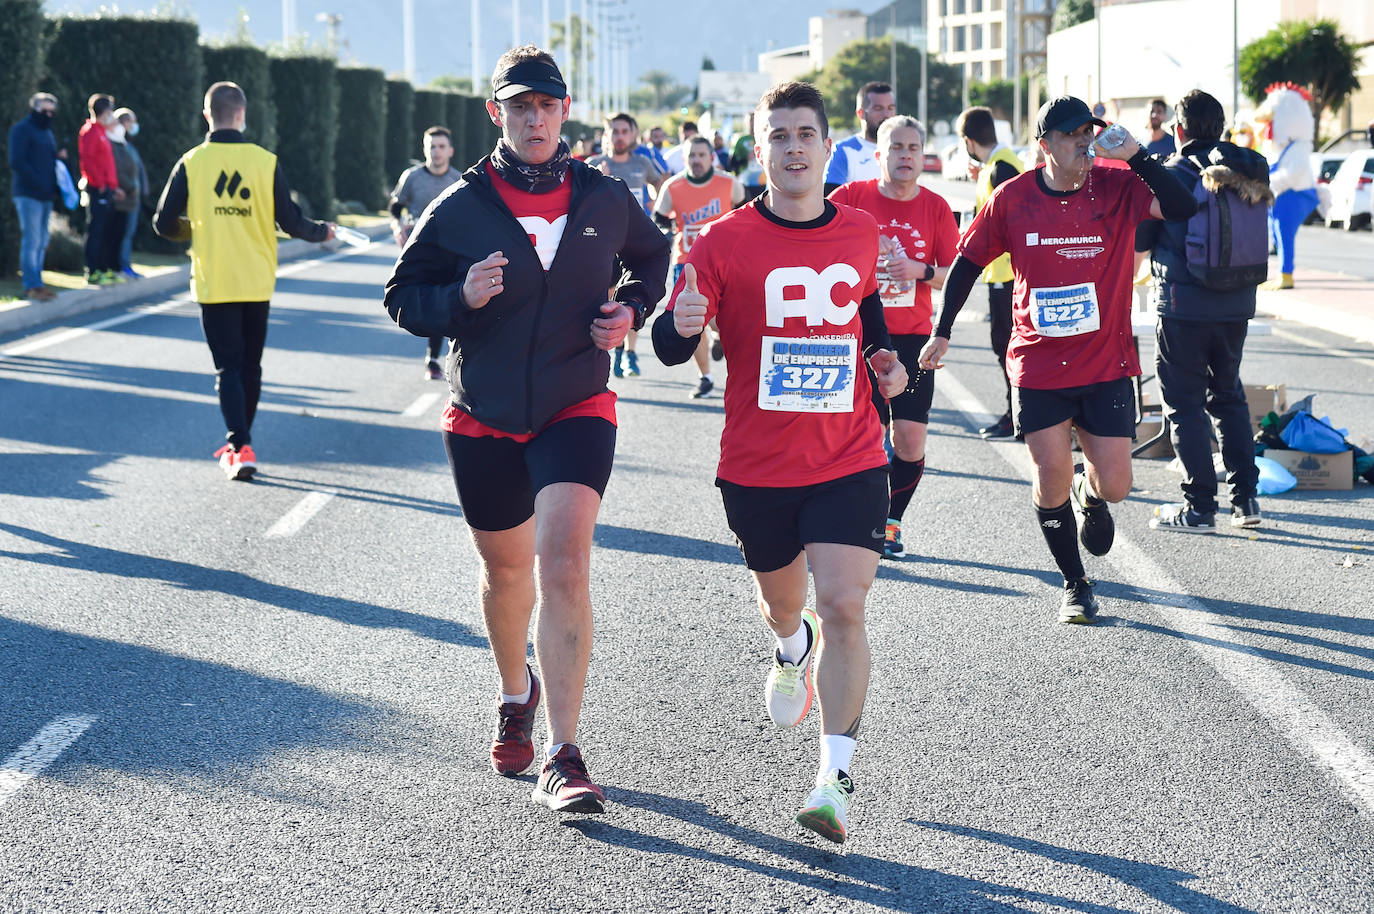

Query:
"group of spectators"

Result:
[[7, 90, 151, 300]]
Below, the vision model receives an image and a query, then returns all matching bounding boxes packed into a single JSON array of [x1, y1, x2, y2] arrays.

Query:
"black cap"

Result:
[[1035, 96, 1107, 139], [491, 58, 567, 101]]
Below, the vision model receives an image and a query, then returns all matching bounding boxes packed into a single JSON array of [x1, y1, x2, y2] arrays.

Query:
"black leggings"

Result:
[[200, 301, 270, 448], [988, 282, 1013, 415]]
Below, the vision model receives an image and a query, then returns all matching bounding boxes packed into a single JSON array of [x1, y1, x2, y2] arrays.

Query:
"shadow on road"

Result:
[[910, 821, 1257, 914], [567, 787, 1137, 913], [0, 615, 384, 778], [0, 522, 486, 649], [593, 522, 743, 565]]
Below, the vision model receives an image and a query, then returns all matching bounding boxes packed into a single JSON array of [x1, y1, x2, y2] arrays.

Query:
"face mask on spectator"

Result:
[[107, 123, 126, 143], [126, 122, 139, 137], [33, 108, 54, 127]]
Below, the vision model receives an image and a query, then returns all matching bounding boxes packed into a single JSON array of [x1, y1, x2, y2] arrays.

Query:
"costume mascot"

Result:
[[1253, 82, 1318, 290]]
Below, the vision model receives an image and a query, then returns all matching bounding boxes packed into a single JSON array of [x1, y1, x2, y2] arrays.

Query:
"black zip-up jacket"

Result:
[[384, 156, 671, 435], [1135, 139, 1271, 323]]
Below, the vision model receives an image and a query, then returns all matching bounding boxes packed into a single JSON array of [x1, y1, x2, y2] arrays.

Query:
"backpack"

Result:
[[1178, 155, 1271, 291]]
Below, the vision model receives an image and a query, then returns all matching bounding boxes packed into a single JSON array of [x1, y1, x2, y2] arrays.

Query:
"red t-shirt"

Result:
[[668, 200, 886, 487], [828, 180, 958, 335], [958, 167, 1157, 389], [442, 166, 614, 441]]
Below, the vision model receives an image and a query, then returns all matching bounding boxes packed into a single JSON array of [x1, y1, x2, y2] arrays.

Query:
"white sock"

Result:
[[499, 668, 531, 705], [775, 616, 810, 664], [818, 734, 856, 783], [701, 373, 713, 382], [547, 741, 571, 758]]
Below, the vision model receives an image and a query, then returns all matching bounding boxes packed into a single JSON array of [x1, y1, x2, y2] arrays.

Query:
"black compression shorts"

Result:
[[443, 416, 617, 531], [869, 332, 935, 425], [716, 467, 889, 572], [1012, 377, 1136, 440]]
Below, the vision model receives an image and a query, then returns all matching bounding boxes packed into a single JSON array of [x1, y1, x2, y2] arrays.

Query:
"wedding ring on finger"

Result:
[[490, 277, 498, 288]]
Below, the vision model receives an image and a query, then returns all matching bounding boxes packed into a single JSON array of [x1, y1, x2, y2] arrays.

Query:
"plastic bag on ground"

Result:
[[1255, 455, 1297, 494], [1281, 411, 1350, 454]]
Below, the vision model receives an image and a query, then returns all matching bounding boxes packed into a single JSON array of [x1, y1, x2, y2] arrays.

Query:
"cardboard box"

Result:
[[1265, 448, 1353, 490], [1245, 383, 1288, 431]]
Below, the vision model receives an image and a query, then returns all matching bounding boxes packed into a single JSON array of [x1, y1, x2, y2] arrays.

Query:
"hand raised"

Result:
[[462, 251, 508, 310], [673, 262, 709, 338]]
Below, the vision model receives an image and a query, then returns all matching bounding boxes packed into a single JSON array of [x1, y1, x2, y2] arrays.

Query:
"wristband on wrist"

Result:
[[922, 263, 935, 282]]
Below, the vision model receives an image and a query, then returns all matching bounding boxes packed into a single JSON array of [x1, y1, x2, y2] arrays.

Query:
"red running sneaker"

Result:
[[531, 744, 605, 814], [234, 444, 258, 480], [491, 666, 540, 776]]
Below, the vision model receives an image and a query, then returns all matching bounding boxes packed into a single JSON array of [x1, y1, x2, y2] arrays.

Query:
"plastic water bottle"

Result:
[[333, 225, 370, 248], [1088, 123, 1131, 157]]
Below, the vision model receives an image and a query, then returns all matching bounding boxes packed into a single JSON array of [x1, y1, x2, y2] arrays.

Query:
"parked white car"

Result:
[[1324, 149, 1374, 231]]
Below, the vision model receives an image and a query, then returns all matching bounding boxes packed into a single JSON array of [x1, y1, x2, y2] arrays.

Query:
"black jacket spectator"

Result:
[[8, 110, 58, 202]]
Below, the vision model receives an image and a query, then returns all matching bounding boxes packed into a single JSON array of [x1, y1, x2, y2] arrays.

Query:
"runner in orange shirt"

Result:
[[652, 135, 744, 398]]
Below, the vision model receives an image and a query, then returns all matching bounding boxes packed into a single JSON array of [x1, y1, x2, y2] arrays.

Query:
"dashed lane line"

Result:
[[936, 368, 1374, 815], [402, 391, 443, 418], [0, 714, 99, 810], [264, 490, 337, 539]]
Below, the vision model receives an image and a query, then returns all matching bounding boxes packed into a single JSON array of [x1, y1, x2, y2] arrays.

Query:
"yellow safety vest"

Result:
[[976, 145, 1023, 285], [183, 141, 280, 303]]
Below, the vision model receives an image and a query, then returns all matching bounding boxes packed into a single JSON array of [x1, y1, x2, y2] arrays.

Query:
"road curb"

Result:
[[0, 222, 392, 340]]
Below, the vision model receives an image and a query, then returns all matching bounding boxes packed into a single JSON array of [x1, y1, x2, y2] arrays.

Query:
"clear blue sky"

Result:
[[45, 0, 852, 90]]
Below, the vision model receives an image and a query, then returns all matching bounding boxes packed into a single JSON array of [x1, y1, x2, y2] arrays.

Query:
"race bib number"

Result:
[[877, 266, 915, 309], [1029, 283, 1101, 337], [758, 335, 857, 413]]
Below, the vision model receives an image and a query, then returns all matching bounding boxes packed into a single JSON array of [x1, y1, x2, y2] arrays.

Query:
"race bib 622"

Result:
[[1028, 283, 1101, 337]]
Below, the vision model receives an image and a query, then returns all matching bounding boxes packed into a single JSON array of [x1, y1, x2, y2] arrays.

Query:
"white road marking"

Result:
[[0, 242, 375, 363], [264, 490, 337, 538], [401, 391, 443, 417], [936, 367, 1374, 815], [0, 714, 98, 810]]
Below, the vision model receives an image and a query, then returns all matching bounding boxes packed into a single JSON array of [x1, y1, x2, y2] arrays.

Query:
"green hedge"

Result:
[[384, 78, 415, 183], [201, 43, 276, 151], [42, 15, 202, 251], [333, 66, 387, 210], [270, 53, 337, 220], [442, 91, 469, 169], [465, 95, 497, 168], [0, 0, 49, 280], [411, 89, 446, 165]]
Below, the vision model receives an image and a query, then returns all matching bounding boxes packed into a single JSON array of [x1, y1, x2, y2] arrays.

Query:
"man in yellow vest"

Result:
[[154, 81, 334, 480], [955, 106, 1023, 439]]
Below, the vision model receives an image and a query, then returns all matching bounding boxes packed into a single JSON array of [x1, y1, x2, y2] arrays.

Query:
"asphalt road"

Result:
[[1, 229, 1372, 913]]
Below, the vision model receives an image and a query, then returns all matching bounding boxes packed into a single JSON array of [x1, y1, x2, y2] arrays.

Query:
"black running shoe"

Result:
[[691, 376, 713, 399], [1230, 497, 1262, 528], [1071, 472, 1115, 556], [1059, 578, 1100, 624], [979, 413, 1015, 439], [531, 744, 605, 814], [710, 338, 724, 361]]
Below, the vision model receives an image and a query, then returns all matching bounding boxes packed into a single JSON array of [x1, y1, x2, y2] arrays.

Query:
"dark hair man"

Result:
[[384, 46, 670, 816], [8, 92, 61, 301], [824, 81, 895, 190], [663, 119, 698, 174], [1145, 97, 1176, 158], [919, 96, 1196, 624], [154, 81, 335, 480], [389, 125, 460, 380], [1136, 89, 1271, 532], [830, 115, 959, 560], [653, 81, 906, 844], [652, 133, 744, 398], [78, 93, 125, 285], [955, 105, 1024, 440]]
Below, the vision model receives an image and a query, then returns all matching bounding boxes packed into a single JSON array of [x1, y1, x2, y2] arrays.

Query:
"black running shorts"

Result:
[[716, 467, 889, 573], [1012, 377, 1136, 439], [443, 416, 617, 532], [869, 332, 935, 425]]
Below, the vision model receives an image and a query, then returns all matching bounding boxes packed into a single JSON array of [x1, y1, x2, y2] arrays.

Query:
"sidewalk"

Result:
[[1255, 264, 1374, 346], [0, 222, 392, 340]]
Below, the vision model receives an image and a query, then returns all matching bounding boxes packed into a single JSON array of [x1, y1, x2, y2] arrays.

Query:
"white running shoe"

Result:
[[764, 609, 818, 728], [795, 769, 853, 844]]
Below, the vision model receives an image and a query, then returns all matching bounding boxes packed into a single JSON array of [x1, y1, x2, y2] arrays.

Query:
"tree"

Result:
[[1239, 18, 1362, 143], [639, 69, 677, 109], [806, 38, 963, 136], [701, 55, 716, 71], [1051, 0, 1094, 33], [550, 15, 593, 94], [969, 76, 1048, 121], [429, 74, 474, 93]]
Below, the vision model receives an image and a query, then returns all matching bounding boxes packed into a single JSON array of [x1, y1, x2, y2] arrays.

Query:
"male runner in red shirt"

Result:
[[829, 115, 958, 559], [919, 96, 1195, 623], [653, 82, 906, 844]]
